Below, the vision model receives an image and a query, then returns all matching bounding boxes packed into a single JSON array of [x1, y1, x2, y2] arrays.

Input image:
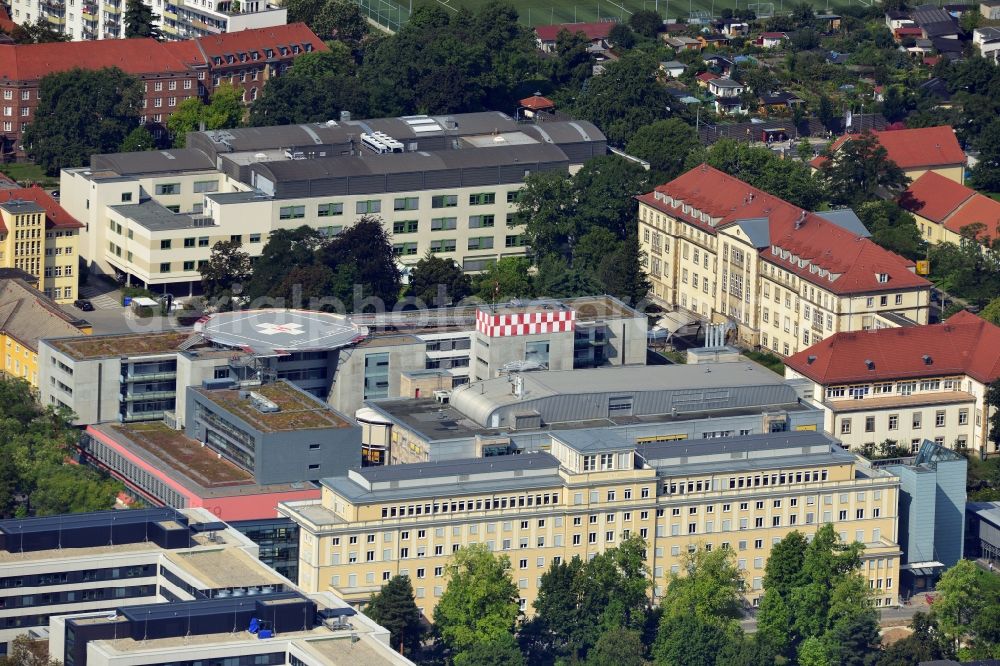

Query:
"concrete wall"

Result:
[[327, 342, 427, 417]]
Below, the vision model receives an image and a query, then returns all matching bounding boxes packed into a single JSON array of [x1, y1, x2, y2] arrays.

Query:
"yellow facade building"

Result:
[[900, 171, 1000, 250], [638, 166, 931, 358], [0, 187, 82, 303], [281, 430, 903, 618]]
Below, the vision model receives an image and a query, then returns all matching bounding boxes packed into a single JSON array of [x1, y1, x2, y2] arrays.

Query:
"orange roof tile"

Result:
[[0, 186, 83, 232], [942, 192, 1000, 240], [535, 21, 615, 42], [640, 165, 930, 295], [0, 6, 17, 34], [814, 126, 964, 171], [0, 38, 191, 81], [899, 171, 975, 223], [786, 310, 1000, 385], [190, 23, 326, 61]]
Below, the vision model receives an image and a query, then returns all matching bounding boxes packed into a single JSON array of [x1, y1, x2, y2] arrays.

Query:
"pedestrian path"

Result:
[[78, 284, 120, 309]]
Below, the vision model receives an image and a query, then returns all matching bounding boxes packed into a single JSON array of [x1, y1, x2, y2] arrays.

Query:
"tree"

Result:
[[932, 559, 992, 651], [653, 613, 735, 666], [660, 547, 745, 628], [628, 9, 663, 38], [534, 256, 602, 299], [982, 296, 1000, 325], [0, 634, 61, 666], [820, 133, 909, 207], [608, 23, 636, 49], [23, 68, 143, 175], [124, 0, 162, 39], [30, 465, 122, 516], [365, 575, 424, 655], [586, 627, 646, 666], [878, 612, 952, 666], [856, 200, 925, 260], [550, 29, 593, 90], [473, 257, 533, 301], [626, 118, 700, 182], [312, 0, 368, 45], [530, 557, 587, 659], [7, 18, 70, 43], [572, 155, 653, 241], [571, 50, 675, 146], [284, 0, 325, 24], [517, 170, 578, 260], [453, 632, 525, 666], [970, 117, 1000, 192], [248, 69, 368, 127], [408, 253, 472, 306], [167, 97, 205, 148], [200, 239, 252, 306], [320, 217, 401, 308], [433, 543, 520, 653], [797, 636, 834, 666], [245, 226, 324, 302], [203, 83, 244, 131], [119, 125, 156, 152], [598, 234, 649, 305], [818, 95, 837, 132]]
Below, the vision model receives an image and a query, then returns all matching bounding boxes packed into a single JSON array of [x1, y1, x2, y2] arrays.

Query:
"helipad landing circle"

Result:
[[195, 309, 368, 354]]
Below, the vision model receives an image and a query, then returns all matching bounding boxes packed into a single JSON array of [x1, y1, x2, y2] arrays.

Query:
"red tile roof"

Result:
[[899, 171, 975, 223], [520, 95, 555, 111], [696, 72, 719, 82], [639, 165, 930, 295], [900, 171, 1000, 241], [535, 21, 615, 42], [810, 126, 964, 171], [0, 39, 191, 81], [785, 310, 1000, 385], [186, 22, 326, 61], [761, 32, 787, 38], [895, 26, 924, 37], [0, 6, 17, 34], [0, 186, 83, 232], [160, 39, 206, 69]]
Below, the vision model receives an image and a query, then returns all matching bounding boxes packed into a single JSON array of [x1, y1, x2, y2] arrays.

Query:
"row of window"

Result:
[[840, 409, 968, 434], [379, 492, 563, 519], [826, 379, 962, 400]]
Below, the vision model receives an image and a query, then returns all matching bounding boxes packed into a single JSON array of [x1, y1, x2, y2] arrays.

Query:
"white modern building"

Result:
[[60, 112, 606, 295], [19, 0, 286, 41]]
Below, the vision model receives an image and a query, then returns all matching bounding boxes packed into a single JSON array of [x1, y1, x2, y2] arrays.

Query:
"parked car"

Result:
[[73, 299, 94, 311]]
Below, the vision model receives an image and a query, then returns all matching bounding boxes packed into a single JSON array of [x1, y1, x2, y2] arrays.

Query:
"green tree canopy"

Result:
[[932, 559, 1000, 653], [433, 543, 520, 653], [24, 67, 143, 175], [877, 612, 952, 666], [571, 50, 675, 146], [856, 200, 925, 260], [820, 133, 909, 207], [453, 632, 526, 666], [585, 627, 646, 666], [320, 217, 401, 308], [628, 9, 663, 37], [626, 119, 699, 182], [473, 257, 533, 301], [124, 0, 162, 39], [970, 117, 1000, 192], [7, 18, 70, 43], [119, 125, 157, 152], [312, 0, 368, 45], [364, 575, 424, 655], [407, 253, 472, 306], [199, 239, 252, 306], [168, 85, 242, 147], [245, 226, 325, 302], [166, 97, 205, 148]]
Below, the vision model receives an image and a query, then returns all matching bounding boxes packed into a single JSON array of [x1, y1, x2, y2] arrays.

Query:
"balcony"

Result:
[[162, 9, 177, 19], [121, 389, 176, 401], [45, 14, 66, 24], [103, 3, 121, 13]]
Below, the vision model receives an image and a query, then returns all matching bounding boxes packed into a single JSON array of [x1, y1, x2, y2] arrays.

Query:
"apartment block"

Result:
[[0, 275, 89, 387], [281, 430, 903, 617], [785, 310, 1000, 456], [638, 165, 931, 358], [19, 0, 287, 42], [0, 506, 407, 665], [359, 361, 824, 464], [0, 25, 323, 155], [0, 187, 82, 302], [61, 112, 606, 293]]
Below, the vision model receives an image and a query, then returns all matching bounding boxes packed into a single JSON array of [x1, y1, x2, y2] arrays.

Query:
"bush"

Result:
[[743, 350, 784, 375]]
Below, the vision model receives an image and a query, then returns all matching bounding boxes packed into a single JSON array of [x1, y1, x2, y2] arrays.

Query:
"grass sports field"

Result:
[[359, 0, 869, 30]]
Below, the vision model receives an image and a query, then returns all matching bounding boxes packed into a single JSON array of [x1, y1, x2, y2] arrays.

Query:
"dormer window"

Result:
[[876, 273, 889, 283]]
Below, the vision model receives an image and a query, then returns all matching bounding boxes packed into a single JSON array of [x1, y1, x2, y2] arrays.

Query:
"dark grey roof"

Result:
[[911, 5, 959, 36], [815, 209, 871, 238], [932, 36, 964, 52], [252, 142, 569, 184], [734, 218, 771, 248], [90, 149, 216, 176], [109, 198, 206, 232], [0, 200, 44, 214], [710, 78, 744, 88], [976, 26, 1000, 41]]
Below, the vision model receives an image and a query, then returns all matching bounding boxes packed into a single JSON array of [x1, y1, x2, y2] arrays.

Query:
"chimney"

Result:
[[807, 355, 816, 364]]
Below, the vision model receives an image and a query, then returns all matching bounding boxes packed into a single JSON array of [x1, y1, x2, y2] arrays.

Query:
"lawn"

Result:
[[0, 162, 57, 188], [371, 0, 870, 28]]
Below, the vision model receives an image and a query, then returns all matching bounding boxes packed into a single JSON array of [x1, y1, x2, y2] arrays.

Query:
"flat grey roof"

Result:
[[195, 309, 368, 354], [90, 149, 216, 176], [353, 451, 559, 484], [109, 198, 206, 232], [0, 200, 45, 214], [251, 142, 570, 183], [969, 501, 1000, 528]]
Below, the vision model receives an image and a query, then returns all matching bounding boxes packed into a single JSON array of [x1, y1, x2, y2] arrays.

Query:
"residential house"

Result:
[[785, 310, 1000, 456], [899, 171, 1000, 246], [708, 78, 747, 114], [894, 26, 925, 42], [974, 26, 1000, 61], [758, 32, 787, 48], [695, 71, 720, 87], [698, 35, 730, 49], [815, 13, 843, 31], [810, 126, 966, 183], [704, 54, 736, 76], [718, 19, 749, 36], [664, 36, 702, 51], [758, 91, 805, 115], [637, 165, 931, 357], [982, 0, 1000, 19], [659, 60, 687, 78], [534, 21, 615, 53], [911, 4, 960, 39], [885, 10, 915, 31]]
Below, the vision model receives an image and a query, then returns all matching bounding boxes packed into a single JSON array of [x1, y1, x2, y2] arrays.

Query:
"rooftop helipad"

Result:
[[195, 309, 367, 355]]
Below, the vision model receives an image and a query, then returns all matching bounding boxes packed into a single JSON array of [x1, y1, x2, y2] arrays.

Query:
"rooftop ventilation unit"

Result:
[[248, 391, 280, 413], [434, 390, 451, 404], [361, 131, 404, 154]]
